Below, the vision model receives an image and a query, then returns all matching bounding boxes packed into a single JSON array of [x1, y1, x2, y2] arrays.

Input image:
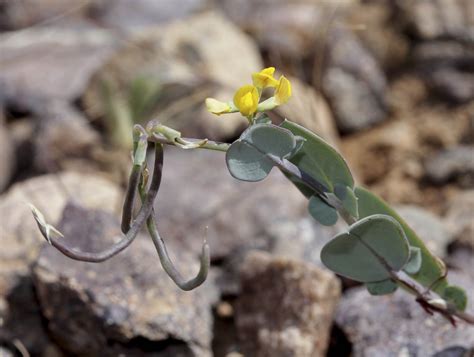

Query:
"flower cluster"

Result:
[[205, 67, 292, 121]]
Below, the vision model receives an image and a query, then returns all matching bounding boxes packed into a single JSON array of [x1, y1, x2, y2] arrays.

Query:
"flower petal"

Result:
[[205, 98, 231, 115], [252, 67, 279, 89], [275, 76, 292, 104], [233, 85, 259, 116]]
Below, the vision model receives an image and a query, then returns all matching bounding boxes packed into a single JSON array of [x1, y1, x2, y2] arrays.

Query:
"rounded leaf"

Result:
[[226, 124, 297, 182], [403, 246, 422, 274], [321, 214, 410, 282], [243, 124, 296, 159], [308, 195, 338, 226], [226, 141, 273, 182]]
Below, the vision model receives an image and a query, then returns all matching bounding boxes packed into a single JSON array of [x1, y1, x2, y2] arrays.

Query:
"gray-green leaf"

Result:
[[403, 246, 422, 274], [321, 214, 410, 282], [308, 195, 338, 226]]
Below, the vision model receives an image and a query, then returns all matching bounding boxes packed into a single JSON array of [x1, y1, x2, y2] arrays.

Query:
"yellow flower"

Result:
[[233, 84, 259, 117], [205, 98, 231, 115], [275, 75, 292, 104], [252, 67, 279, 89]]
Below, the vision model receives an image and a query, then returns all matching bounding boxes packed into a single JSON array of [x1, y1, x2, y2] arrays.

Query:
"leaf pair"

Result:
[[226, 123, 302, 182]]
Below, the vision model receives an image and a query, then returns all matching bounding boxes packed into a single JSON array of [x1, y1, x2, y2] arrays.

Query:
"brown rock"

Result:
[[33, 203, 218, 356], [0, 172, 121, 354], [235, 251, 341, 357], [444, 190, 474, 249], [0, 0, 98, 30]]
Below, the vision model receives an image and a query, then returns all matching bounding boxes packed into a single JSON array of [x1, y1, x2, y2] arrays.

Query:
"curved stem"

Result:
[[37, 144, 164, 262], [138, 179, 210, 291]]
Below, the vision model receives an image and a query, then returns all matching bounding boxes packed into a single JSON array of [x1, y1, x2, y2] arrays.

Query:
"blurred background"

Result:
[[0, 0, 473, 356]]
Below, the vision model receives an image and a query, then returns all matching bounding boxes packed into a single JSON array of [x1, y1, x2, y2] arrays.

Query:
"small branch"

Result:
[[149, 133, 230, 152], [34, 144, 164, 262], [121, 126, 149, 233]]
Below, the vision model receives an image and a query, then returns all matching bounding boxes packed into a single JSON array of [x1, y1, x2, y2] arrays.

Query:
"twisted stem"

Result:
[[37, 144, 164, 262]]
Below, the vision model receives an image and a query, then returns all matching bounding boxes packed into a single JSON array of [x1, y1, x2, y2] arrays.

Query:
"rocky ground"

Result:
[[0, 0, 473, 356]]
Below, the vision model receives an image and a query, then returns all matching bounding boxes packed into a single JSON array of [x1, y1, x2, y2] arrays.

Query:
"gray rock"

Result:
[[0, 120, 14, 192], [444, 190, 474, 249], [335, 281, 474, 357], [413, 42, 474, 103], [33, 203, 218, 356], [219, 0, 357, 57], [322, 29, 388, 133], [235, 251, 341, 357], [396, 205, 452, 257], [154, 148, 308, 262], [425, 146, 474, 187], [0, 28, 118, 103], [96, 0, 209, 31], [395, 0, 474, 41]]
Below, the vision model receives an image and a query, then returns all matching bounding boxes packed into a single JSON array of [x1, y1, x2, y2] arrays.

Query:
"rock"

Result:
[[0, 347, 13, 357], [154, 147, 308, 262], [444, 190, 474, 249], [395, 0, 474, 41], [425, 146, 474, 187], [413, 41, 474, 103], [0, 28, 118, 103], [0, 172, 121, 354], [335, 281, 474, 357], [219, 0, 356, 57], [95, 0, 209, 31], [322, 29, 388, 133], [0, 120, 14, 192], [33, 203, 218, 356], [396, 205, 452, 257], [0, 0, 98, 30], [83, 11, 262, 140], [347, 1, 409, 70], [30, 100, 101, 173], [235, 251, 341, 357]]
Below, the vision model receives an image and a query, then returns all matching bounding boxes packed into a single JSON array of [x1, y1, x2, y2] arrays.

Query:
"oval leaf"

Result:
[[366, 279, 398, 296], [308, 195, 338, 226], [321, 214, 410, 282]]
